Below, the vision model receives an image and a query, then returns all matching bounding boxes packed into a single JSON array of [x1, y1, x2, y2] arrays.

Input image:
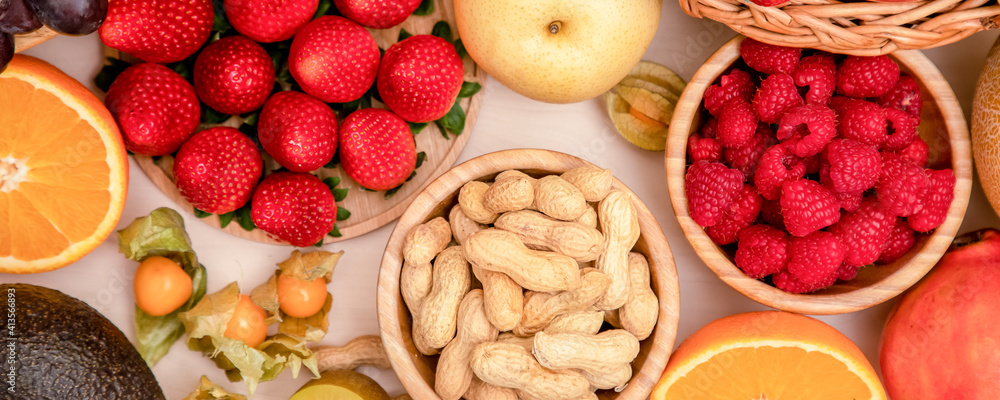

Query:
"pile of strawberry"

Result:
[[97, 0, 477, 247], [685, 38, 956, 294]]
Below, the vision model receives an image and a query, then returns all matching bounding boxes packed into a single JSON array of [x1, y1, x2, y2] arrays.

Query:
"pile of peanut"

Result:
[[400, 166, 660, 400]]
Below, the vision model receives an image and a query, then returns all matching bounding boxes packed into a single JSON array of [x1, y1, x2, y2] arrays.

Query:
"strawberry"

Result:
[[333, 0, 422, 29], [104, 63, 200, 156], [289, 16, 380, 103], [173, 127, 263, 214], [194, 35, 275, 115], [251, 171, 336, 247], [99, 0, 213, 64], [338, 108, 417, 191], [224, 0, 318, 43], [258, 90, 339, 172], [378, 35, 465, 123]]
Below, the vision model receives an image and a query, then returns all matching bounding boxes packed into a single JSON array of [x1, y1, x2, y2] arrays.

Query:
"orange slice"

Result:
[[0, 55, 128, 273], [652, 311, 886, 400]]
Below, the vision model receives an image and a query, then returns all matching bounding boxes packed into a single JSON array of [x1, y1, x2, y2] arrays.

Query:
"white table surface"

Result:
[[8, 2, 1000, 399]]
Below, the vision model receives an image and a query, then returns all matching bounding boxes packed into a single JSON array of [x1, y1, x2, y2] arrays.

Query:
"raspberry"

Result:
[[760, 198, 785, 230], [734, 224, 788, 279], [739, 38, 801, 75], [908, 168, 956, 232], [755, 142, 806, 200], [704, 68, 755, 117], [828, 199, 895, 267], [749, 0, 787, 6], [707, 185, 762, 245], [773, 268, 837, 294], [724, 123, 776, 180], [754, 74, 804, 124], [877, 75, 922, 118], [883, 108, 919, 151], [792, 53, 836, 105], [837, 264, 860, 281], [878, 218, 915, 264], [877, 153, 930, 217], [786, 231, 845, 287], [685, 161, 745, 227], [717, 99, 758, 148], [776, 104, 837, 157], [687, 133, 722, 163], [837, 55, 900, 98], [700, 118, 719, 139], [780, 179, 841, 237], [898, 137, 929, 167], [832, 190, 862, 213], [835, 98, 888, 147], [823, 138, 881, 194]]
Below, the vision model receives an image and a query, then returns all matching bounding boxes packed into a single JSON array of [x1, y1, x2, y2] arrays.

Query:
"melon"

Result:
[[971, 36, 1000, 216]]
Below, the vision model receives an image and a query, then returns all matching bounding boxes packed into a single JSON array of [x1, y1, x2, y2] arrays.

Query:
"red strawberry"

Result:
[[828, 199, 895, 267], [333, 0, 421, 29], [908, 168, 956, 232], [338, 108, 417, 191], [194, 35, 275, 115], [99, 0, 213, 64], [224, 0, 318, 43], [258, 91, 338, 172], [785, 231, 844, 287], [706, 184, 761, 245], [734, 224, 789, 279], [105, 63, 200, 156], [685, 161, 744, 227], [289, 16, 380, 103], [780, 178, 840, 237], [378, 35, 465, 123], [251, 171, 336, 247], [173, 127, 263, 214]]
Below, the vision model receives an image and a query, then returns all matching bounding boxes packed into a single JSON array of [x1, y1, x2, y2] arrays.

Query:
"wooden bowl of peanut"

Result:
[[376, 149, 680, 400]]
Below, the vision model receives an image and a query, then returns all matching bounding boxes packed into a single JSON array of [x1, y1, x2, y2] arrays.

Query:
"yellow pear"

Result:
[[454, 0, 662, 104]]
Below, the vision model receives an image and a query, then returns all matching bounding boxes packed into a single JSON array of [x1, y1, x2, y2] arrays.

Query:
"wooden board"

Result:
[[13, 27, 58, 53], [122, 0, 486, 245]]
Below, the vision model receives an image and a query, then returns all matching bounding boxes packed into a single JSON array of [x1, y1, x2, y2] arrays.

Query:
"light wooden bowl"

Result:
[[665, 36, 972, 315], [14, 27, 58, 53], [377, 149, 681, 400]]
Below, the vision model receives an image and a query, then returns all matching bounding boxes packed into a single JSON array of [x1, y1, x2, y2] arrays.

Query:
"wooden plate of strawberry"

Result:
[[96, 0, 487, 246]]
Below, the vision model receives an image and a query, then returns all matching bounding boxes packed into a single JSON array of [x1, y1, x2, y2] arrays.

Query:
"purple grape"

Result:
[[0, 32, 12, 74], [26, 0, 105, 35], [0, 0, 40, 34]]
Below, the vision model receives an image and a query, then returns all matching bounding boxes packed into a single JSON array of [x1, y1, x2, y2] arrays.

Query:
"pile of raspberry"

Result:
[[685, 38, 956, 294]]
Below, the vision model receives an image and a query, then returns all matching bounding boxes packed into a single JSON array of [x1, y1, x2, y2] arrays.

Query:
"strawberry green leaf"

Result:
[[432, 21, 452, 42], [242, 112, 260, 126], [218, 211, 235, 228], [235, 203, 256, 231], [414, 0, 434, 16], [336, 206, 351, 221], [322, 176, 341, 190], [333, 188, 349, 202], [398, 28, 413, 42], [313, 0, 334, 18], [210, 0, 234, 39], [436, 99, 466, 136], [193, 208, 211, 218], [454, 39, 468, 60], [327, 225, 342, 238], [409, 122, 428, 136], [94, 57, 133, 93], [415, 151, 427, 169], [203, 106, 230, 124], [458, 81, 482, 98], [117, 207, 209, 367]]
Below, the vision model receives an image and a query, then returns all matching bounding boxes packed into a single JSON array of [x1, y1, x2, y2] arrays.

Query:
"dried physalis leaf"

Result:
[[604, 61, 687, 151], [183, 376, 247, 400], [261, 333, 320, 380], [178, 282, 285, 398], [280, 249, 343, 281]]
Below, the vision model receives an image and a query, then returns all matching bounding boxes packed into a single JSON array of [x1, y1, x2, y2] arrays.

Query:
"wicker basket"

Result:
[[681, 0, 1000, 55]]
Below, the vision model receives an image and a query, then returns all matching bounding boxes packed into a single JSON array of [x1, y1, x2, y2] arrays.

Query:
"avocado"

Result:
[[1, 283, 165, 400]]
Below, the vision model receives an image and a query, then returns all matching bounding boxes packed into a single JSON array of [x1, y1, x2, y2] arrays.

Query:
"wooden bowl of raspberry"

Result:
[[665, 35, 972, 315]]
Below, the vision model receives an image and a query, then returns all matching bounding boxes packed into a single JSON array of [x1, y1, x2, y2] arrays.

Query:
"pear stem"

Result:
[[549, 21, 561, 34]]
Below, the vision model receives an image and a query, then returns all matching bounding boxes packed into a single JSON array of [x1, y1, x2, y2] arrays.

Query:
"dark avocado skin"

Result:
[[1, 283, 165, 400]]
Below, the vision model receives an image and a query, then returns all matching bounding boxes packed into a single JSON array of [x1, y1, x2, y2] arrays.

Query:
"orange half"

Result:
[[0, 55, 128, 273], [652, 311, 886, 400]]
